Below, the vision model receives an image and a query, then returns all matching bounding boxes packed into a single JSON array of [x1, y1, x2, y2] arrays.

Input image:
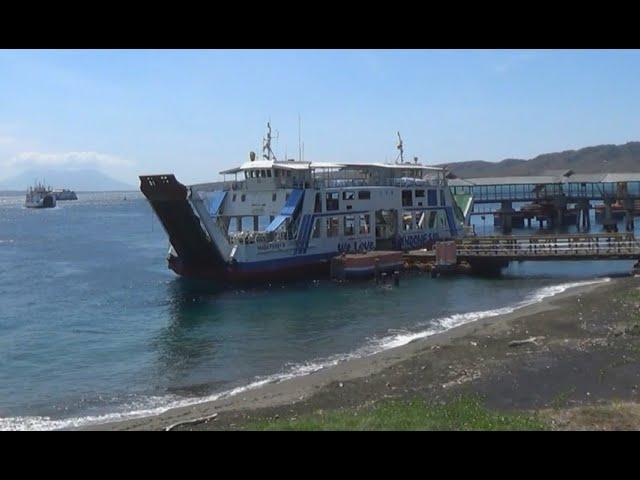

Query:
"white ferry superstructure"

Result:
[[140, 132, 469, 283]]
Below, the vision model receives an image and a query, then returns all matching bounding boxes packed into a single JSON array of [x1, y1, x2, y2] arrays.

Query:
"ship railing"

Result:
[[228, 229, 291, 245], [314, 178, 443, 189]]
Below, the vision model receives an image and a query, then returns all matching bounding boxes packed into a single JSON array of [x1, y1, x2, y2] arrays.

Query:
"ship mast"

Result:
[[396, 131, 404, 164], [262, 122, 278, 161]]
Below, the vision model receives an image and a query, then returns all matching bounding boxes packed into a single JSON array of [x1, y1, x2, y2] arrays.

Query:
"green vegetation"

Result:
[[244, 395, 548, 431], [551, 387, 577, 409]]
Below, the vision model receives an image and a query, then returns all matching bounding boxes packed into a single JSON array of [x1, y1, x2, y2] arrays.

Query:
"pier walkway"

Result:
[[404, 233, 640, 274]]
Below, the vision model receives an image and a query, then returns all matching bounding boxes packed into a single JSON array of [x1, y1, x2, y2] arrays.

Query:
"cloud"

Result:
[[0, 135, 16, 145], [5, 151, 134, 170]]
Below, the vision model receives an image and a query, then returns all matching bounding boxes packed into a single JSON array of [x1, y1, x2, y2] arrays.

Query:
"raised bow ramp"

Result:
[[139, 174, 228, 272]]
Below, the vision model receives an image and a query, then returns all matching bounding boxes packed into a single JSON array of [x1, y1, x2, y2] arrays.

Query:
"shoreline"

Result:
[[86, 275, 622, 431]]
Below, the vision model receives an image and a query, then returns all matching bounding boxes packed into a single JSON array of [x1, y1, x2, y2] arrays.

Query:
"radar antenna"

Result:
[[396, 131, 404, 164], [262, 122, 278, 161]]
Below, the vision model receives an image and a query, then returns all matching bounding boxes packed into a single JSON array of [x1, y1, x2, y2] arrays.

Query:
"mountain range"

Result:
[[0, 168, 136, 191], [437, 142, 640, 178]]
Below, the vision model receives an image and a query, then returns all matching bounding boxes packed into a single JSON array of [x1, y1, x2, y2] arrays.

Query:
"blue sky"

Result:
[[1, 49, 639, 185]]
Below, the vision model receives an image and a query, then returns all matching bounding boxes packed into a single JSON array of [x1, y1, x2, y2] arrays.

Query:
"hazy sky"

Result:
[[1, 49, 639, 185]]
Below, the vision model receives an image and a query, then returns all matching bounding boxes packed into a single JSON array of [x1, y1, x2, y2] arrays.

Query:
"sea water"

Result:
[[0, 192, 632, 430]]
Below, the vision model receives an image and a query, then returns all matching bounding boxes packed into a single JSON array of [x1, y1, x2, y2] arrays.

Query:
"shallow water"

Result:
[[0, 192, 634, 430]]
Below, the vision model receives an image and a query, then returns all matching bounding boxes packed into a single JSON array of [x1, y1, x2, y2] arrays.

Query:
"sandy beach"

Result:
[[87, 275, 640, 431]]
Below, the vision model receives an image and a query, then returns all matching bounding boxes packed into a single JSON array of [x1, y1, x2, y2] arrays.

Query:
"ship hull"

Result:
[[168, 252, 332, 283]]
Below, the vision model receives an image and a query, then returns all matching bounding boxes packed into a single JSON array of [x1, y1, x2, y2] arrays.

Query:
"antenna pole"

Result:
[[298, 114, 302, 162]]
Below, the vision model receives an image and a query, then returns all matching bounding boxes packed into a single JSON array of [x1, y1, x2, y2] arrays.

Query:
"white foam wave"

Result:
[[0, 277, 610, 431]]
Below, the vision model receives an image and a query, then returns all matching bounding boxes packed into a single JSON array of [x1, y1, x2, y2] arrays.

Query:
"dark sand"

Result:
[[87, 275, 640, 431]]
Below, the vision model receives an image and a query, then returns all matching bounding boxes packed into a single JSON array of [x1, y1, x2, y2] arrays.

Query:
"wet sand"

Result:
[[88, 275, 640, 431]]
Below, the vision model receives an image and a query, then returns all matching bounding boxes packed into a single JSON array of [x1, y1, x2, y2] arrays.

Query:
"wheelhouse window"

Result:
[[427, 189, 437, 206], [344, 216, 356, 236], [267, 170, 272, 178], [440, 189, 446, 206], [312, 218, 321, 238], [402, 190, 413, 207], [342, 191, 355, 201], [326, 192, 339, 211], [358, 190, 371, 200]]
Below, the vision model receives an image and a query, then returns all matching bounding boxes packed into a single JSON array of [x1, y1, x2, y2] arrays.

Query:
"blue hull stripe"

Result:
[[235, 252, 334, 272]]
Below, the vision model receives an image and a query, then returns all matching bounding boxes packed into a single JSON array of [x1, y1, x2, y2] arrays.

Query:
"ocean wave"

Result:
[[0, 277, 610, 431]]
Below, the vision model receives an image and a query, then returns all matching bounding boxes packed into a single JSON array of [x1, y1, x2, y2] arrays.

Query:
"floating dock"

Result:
[[330, 251, 403, 280]]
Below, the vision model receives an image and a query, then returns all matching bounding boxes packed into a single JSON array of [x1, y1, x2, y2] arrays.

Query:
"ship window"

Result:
[[232, 194, 237, 202], [261, 170, 267, 178], [427, 189, 437, 206], [440, 189, 446, 206], [344, 216, 356, 236], [272, 193, 277, 202], [358, 190, 371, 200], [267, 170, 272, 178], [274, 169, 280, 177], [416, 211, 426, 229], [359, 214, 370, 235], [402, 190, 413, 207], [244, 172, 248, 179], [312, 218, 321, 238], [286, 170, 291, 177], [326, 192, 339, 211], [402, 212, 413, 231], [343, 191, 355, 201], [327, 217, 340, 237], [314, 193, 322, 213], [241, 194, 246, 202], [415, 189, 425, 198], [428, 211, 437, 229]]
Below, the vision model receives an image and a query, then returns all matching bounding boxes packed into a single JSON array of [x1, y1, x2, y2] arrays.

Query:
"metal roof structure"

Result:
[[449, 172, 640, 187], [221, 160, 443, 175]]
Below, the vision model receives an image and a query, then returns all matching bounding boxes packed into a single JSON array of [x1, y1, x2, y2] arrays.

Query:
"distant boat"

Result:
[[52, 189, 78, 201], [25, 182, 57, 209]]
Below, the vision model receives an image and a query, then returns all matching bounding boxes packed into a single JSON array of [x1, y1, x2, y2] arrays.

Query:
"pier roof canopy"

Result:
[[449, 172, 640, 187]]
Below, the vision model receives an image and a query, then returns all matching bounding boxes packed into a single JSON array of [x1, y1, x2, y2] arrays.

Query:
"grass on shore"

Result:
[[244, 395, 548, 431]]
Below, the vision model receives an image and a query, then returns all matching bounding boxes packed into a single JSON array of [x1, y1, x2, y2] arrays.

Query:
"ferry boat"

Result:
[[53, 189, 78, 201], [25, 182, 57, 209], [140, 127, 470, 283]]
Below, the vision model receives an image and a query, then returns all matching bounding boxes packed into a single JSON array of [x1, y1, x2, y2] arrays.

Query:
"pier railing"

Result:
[[454, 233, 640, 260]]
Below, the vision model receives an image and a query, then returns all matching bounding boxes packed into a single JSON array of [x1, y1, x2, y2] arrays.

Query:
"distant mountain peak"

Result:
[[438, 142, 640, 178]]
